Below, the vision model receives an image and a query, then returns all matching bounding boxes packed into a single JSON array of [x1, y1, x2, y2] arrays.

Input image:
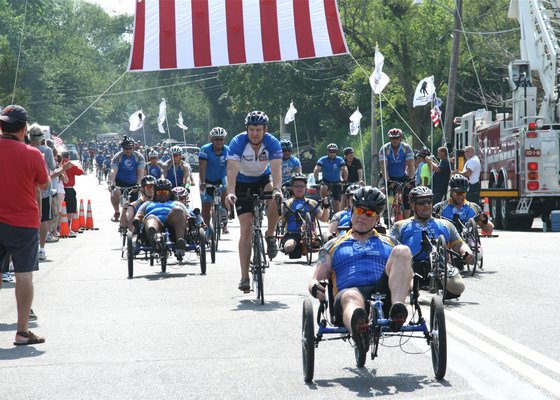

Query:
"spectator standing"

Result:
[[61, 151, 84, 234], [0, 105, 49, 345], [430, 146, 452, 203], [455, 146, 481, 203]]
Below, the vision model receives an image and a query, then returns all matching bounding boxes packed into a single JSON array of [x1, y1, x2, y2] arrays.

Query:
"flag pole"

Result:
[[379, 94, 392, 230], [291, 100, 300, 158], [359, 127, 365, 185], [163, 100, 179, 187]]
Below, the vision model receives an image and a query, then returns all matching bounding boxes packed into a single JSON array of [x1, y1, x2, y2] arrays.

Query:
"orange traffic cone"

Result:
[[71, 211, 82, 233], [59, 202, 71, 238], [78, 199, 86, 230], [85, 200, 98, 230], [482, 197, 491, 235]]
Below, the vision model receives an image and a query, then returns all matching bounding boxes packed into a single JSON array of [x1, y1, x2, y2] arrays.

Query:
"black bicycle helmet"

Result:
[[345, 183, 361, 196], [245, 110, 269, 126], [280, 139, 293, 151], [409, 186, 433, 202], [388, 128, 403, 138], [343, 147, 354, 155], [417, 147, 431, 157], [327, 143, 338, 151], [352, 186, 386, 214], [290, 172, 307, 185], [121, 135, 135, 148], [155, 178, 172, 192], [449, 174, 469, 192], [141, 175, 157, 187]]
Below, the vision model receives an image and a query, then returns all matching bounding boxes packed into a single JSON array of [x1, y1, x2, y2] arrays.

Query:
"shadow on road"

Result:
[[231, 298, 290, 312], [0, 347, 46, 359]]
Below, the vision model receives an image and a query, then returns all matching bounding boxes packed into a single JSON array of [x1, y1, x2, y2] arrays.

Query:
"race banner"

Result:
[[128, 0, 349, 72]]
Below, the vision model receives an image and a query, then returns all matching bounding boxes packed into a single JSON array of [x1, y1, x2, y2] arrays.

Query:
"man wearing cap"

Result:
[[0, 105, 49, 345]]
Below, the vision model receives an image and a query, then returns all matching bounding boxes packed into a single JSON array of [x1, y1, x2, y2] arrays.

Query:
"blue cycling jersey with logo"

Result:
[[95, 154, 105, 165], [379, 143, 414, 179], [226, 132, 282, 183], [331, 208, 352, 233], [112, 151, 146, 185], [165, 162, 185, 188], [137, 200, 186, 224], [281, 155, 302, 183], [198, 143, 230, 182], [316, 155, 345, 182], [433, 200, 481, 228], [147, 164, 162, 179], [284, 198, 320, 233]]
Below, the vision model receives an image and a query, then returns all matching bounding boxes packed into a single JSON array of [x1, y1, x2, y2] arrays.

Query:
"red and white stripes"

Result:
[[128, 0, 348, 72]]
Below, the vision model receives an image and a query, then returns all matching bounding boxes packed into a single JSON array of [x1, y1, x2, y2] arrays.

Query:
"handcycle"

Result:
[[301, 276, 447, 382], [126, 214, 206, 278], [205, 184, 227, 264], [279, 200, 324, 265], [115, 185, 140, 258], [441, 214, 483, 276], [379, 178, 415, 225], [231, 189, 281, 305]]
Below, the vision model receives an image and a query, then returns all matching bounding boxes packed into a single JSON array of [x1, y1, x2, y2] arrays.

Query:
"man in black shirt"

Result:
[[343, 147, 364, 185], [429, 146, 452, 203]]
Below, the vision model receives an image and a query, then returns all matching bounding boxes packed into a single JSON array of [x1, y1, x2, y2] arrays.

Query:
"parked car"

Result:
[[181, 145, 200, 172], [306, 173, 322, 202]]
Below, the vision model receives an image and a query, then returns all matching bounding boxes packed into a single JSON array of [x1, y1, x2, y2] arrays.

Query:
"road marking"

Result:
[[446, 309, 560, 377]]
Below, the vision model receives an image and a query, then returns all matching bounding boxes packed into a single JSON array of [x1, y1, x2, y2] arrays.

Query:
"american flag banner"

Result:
[[128, 0, 349, 72], [52, 135, 64, 147]]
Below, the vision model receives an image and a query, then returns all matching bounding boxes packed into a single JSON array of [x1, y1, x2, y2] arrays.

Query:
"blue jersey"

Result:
[[199, 143, 230, 183], [112, 151, 146, 185], [283, 198, 320, 233], [390, 217, 462, 262], [164, 160, 188, 188], [103, 158, 112, 169], [316, 155, 345, 182], [281, 155, 302, 183], [331, 208, 352, 234], [137, 200, 187, 224], [147, 163, 163, 179], [379, 142, 414, 179], [95, 154, 105, 166], [325, 230, 397, 291], [433, 200, 482, 231], [226, 132, 282, 183]]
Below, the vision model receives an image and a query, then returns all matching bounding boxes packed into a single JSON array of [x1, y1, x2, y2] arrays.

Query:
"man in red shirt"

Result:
[[0, 105, 49, 346]]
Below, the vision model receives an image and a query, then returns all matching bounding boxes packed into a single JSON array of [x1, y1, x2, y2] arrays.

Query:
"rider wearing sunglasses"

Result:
[[120, 175, 157, 233], [390, 186, 472, 299], [309, 186, 413, 355]]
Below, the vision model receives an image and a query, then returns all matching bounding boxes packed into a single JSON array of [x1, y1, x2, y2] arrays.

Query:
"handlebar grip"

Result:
[[276, 196, 282, 217], [228, 204, 236, 220]]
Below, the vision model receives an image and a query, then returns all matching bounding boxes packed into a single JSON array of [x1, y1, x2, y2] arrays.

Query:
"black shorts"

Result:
[[41, 196, 53, 222], [115, 179, 139, 202], [235, 175, 271, 216], [323, 181, 343, 201], [332, 273, 391, 326], [64, 187, 78, 214], [0, 222, 39, 273], [281, 232, 302, 259]]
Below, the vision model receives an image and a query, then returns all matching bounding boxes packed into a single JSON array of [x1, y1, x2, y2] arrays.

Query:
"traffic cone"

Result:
[[59, 202, 71, 238], [85, 200, 98, 230], [482, 197, 491, 236], [78, 199, 86, 230], [71, 211, 82, 233]]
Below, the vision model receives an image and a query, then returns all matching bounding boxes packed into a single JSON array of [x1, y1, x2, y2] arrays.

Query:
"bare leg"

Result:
[[111, 189, 121, 213], [385, 245, 413, 304], [340, 289, 367, 334], [167, 208, 188, 239], [238, 213, 253, 278], [15, 272, 33, 334]]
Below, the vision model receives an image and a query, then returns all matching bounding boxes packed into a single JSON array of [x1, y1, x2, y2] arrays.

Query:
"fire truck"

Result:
[[453, 0, 560, 230]]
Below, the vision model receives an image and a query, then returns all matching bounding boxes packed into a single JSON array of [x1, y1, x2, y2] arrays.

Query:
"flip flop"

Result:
[[14, 330, 45, 346], [111, 212, 120, 222]]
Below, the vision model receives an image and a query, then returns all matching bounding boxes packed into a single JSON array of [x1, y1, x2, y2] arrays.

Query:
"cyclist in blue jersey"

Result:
[[109, 136, 146, 222], [94, 152, 105, 176], [280, 139, 301, 185], [199, 127, 230, 234], [225, 111, 283, 293], [327, 183, 360, 239], [163, 146, 194, 188], [379, 128, 416, 218], [133, 179, 194, 251], [390, 186, 471, 299], [280, 173, 329, 258], [120, 175, 156, 232], [102, 154, 111, 180], [314, 143, 348, 214], [433, 174, 493, 235], [146, 150, 163, 179], [308, 186, 413, 353], [160, 150, 171, 164]]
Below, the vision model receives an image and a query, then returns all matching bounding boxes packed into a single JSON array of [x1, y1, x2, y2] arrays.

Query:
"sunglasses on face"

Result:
[[124, 147, 133, 150], [155, 189, 170, 195], [328, 151, 337, 154], [144, 184, 154, 189], [415, 199, 433, 206], [390, 138, 401, 141], [213, 138, 224, 142], [452, 191, 466, 195], [292, 184, 306, 189], [354, 207, 377, 217]]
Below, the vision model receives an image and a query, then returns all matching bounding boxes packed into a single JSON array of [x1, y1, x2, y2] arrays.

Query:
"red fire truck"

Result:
[[453, 0, 560, 230]]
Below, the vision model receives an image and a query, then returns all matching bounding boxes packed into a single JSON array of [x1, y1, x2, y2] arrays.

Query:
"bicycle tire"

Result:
[[430, 295, 447, 380], [213, 203, 220, 251], [199, 227, 207, 275], [161, 252, 167, 273], [209, 226, 216, 264], [467, 219, 480, 276], [253, 230, 265, 305], [302, 298, 315, 383], [435, 235, 448, 301], [121, 229, 126, 258], [305, 214, 313, 265], [127, 232, 134, 279]]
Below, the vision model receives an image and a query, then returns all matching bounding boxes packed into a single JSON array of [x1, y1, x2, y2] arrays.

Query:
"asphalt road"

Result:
[[1, 173, 559, 400]]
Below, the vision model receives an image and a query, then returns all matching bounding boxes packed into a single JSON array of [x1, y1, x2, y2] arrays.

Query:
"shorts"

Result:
[[333, 273, 390, 326], [323, 181, 343, 201], [281, 232, 302, 259], [41, 196, 53, 222], [234, 175, 271, 216], [64, 187, 78, 214], [201, 179, 225, 204], [115, 179, 139, 202], [0, 222, 39, 273]]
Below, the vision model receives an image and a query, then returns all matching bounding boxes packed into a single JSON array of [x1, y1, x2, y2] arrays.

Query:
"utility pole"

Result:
[[370, 88, 379, 184], [443, 0, 462, 145]]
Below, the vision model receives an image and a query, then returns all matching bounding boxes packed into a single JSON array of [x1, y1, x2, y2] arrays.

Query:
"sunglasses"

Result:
[[155, 189, 170, 195], [390, 137, 401, 141], [452, 191, 466, 195], [213, 138, 224, 142], [328, 151, 337, 153], [354, 207, 377, 217], [292, 184, 306, 189], [415, 199, 433, 206], [144, 184, 154, 189], [124, 147, 133, 150]]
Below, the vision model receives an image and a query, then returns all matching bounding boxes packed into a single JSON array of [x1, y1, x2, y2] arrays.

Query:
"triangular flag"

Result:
[[129, 110, 144, 132], [369, 44, 390, 95], [349, 107, 362, 136], [157, 98, 167, 133], [413, 76, 436, 107], [284, 101, 297, 124], [177, 111, 188, 130]]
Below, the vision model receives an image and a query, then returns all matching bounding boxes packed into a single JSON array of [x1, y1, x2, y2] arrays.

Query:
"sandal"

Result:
[[111, 211, 120, 222], [14, 330, 45, 346]]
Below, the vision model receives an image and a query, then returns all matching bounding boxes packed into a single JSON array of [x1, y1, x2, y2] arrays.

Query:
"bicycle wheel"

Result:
[[161, 252, 167, 273], [302, 298, 315, 383], [127, 232, 134, 279], [430, 295, 447, 380], [208, 225, 216, 264], [253, 231, 265, 305], [435, 235, 448, 301], [466, 219, 480, 276], [213, 203, 220, 250], [199, 227, 207, 275], [121, 228, 126, 258], [305, 214, 313, 265]]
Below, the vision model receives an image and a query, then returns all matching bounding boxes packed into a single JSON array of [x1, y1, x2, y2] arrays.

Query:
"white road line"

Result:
[[446, 309, 560, 377]]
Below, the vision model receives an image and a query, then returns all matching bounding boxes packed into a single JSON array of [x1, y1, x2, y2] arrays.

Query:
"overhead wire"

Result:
[[11, 0, 29, 104]]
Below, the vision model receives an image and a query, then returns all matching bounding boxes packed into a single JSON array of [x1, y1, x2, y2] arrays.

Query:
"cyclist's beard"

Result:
[[451, 197, 463, 206]]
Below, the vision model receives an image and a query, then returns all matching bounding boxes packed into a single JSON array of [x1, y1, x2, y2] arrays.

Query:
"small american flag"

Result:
[[431, 108, 441, 128], [52, 135, 63, 147]]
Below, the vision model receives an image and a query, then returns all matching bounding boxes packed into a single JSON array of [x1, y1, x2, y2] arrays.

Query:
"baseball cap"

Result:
[[0, 105, 28, 123]]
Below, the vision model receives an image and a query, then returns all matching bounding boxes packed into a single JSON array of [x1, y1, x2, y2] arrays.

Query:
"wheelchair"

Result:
[[126, 216, 206, 278], [301, 275, 447, 383]]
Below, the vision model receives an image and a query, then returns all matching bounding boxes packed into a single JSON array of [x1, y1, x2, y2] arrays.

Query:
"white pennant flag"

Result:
[[157, 98, 167, 133], [284, 101, 297, 124], [349, 107, 362, 136], [369, 44, 390, 94], [129, 110, 145, 132], [413, 75, 436, 107], [177, 111, 188, 130]]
